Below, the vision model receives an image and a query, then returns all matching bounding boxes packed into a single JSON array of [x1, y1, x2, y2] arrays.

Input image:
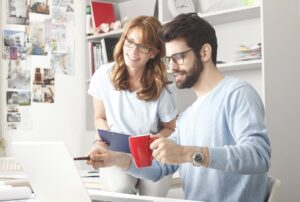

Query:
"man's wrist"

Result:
[[199, 147, 210, 167], [181, 146, 196, 163], [184, 146, 210, 167]]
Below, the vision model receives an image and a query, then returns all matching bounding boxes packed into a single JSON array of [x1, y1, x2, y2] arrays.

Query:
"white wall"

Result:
[[263, 0, 300, 201], [0, 1, 89, 160], [0, 0, 3, 156]]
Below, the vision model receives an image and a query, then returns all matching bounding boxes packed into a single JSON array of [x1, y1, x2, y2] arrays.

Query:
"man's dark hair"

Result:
[[158, 13, 218, 65]]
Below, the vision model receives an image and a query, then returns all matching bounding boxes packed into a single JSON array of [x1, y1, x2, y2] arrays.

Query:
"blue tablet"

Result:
[[97, 129, 131, 153]]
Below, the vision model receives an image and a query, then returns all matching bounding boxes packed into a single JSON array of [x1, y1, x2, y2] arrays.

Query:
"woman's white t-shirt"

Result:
[[88, 63, 177, 135]]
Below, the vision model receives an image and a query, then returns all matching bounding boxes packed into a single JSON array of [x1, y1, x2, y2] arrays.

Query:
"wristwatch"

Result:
[[192, 147, 204, 167]]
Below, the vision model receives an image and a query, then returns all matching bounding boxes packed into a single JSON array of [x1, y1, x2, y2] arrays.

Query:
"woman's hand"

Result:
[[86, 141, 132, 170]]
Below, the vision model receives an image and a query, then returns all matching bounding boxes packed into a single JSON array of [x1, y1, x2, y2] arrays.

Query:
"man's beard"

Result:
[[175, 57, 203, 89]]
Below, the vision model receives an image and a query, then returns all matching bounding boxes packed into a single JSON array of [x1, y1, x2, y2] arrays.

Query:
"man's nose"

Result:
[[169, 59, 179, 72]]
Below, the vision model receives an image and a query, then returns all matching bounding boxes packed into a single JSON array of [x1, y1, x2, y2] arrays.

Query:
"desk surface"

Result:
[[80, 170, 182, 190], [89, 189, 202, 202], [25, 189, 201, 202], [1, 170, 192, 202]]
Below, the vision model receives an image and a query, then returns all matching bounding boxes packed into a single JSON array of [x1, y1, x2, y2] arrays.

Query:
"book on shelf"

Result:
[[88, 41, 101, 77], [100, 37, 119, 64], [88, 38, 119, 77], [236, 43, 261, 61], [90, 1, 115, 29]]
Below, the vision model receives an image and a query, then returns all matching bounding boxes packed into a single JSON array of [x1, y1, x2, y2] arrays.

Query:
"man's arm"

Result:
[[209, 85, 271, 174], [87, 144, 179, 181], [127, 157, 179, 182]]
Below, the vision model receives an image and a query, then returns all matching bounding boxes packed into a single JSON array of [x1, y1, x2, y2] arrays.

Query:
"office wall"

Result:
[[263, 0, 300, 201], [0, 1, 88, 159], [0, 0, 3, 156]]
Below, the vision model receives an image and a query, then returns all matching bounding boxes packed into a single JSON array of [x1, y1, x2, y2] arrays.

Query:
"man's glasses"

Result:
[[124, 37, 151, 54], [161, 49, 193, 67]]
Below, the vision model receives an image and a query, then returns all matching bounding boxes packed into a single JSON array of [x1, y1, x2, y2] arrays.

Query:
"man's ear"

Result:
[[200, 43, 212, 62]]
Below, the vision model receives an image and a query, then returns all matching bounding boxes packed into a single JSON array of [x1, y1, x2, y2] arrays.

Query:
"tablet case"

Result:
[[97, 129, 131, 153]]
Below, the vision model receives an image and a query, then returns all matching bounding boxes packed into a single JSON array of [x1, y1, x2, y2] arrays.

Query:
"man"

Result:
[[88, 13, 271, 202]]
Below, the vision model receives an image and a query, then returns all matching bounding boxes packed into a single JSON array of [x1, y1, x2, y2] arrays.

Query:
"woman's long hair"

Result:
[[111, 16, 169, 101]]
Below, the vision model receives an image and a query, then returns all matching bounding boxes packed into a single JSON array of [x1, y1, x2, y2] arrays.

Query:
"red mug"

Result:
[[129, 135, 158, 168]]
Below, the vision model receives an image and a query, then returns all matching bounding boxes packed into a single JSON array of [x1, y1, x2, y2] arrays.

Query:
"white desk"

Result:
[[89, 189, 201, 202], [81, 170, 182, 190], [25, 189, 201, 202], [1, 170, 193, 202]]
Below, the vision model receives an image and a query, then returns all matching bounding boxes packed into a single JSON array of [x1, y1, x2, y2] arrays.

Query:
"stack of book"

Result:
[[0, 183, 32, 201], [88, 37, 119, 77], [236, 43, 261, 61], [79, 170, 102, 190], [0, 157, 32, 200]]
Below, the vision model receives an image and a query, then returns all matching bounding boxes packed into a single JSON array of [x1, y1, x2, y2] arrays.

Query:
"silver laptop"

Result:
[[12, 141, 153, 202]]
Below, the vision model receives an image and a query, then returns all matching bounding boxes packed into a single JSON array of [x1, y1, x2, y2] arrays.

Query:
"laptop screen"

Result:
[[12, 141, 154, 202]]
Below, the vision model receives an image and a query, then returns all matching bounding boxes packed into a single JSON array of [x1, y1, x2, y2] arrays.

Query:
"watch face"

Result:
[[192, 151, 204, 166], [195, 153, 203, 162], [168, 0, 196, 17]]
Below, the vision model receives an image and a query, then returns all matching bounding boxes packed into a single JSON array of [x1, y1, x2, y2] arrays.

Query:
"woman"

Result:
[[87, 16, 177, 196]]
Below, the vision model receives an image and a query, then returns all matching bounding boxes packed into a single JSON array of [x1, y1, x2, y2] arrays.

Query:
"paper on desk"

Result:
[[0, 186, 32, 201]]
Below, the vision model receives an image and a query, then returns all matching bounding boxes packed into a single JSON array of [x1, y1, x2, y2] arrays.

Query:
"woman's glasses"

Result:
[[124, 37, 151, 54]]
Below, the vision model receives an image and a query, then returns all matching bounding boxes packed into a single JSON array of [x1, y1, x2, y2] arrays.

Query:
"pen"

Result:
[[73, 156, 90, 161]]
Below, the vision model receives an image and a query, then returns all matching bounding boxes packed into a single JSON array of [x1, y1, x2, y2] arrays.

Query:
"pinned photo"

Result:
[[30, 0, 50, 15], [7, 60, 31, 90], [32, 68, 55, 103], [3, 30, 26, 60], [6, 0, 29, 25]]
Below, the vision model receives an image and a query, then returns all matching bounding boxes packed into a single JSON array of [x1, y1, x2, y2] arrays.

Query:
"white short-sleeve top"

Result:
[[88, 63, 177, 135]]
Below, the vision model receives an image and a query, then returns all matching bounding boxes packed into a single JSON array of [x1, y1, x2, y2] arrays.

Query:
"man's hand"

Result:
[[150, 138, 193, 164], [86, 141, 132, 170]]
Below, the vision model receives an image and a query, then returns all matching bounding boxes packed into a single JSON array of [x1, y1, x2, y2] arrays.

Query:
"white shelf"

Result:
[[166, 60, 261, 74], [217, 59, 261, 72], [200, 5, 260, 25], [86, 0, 130, 3], [86, 29, 123, 41]]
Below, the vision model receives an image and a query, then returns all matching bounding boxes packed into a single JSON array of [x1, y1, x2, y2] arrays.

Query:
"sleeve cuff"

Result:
[[208, 147, 227, 170], [160, 110, 177, 123]]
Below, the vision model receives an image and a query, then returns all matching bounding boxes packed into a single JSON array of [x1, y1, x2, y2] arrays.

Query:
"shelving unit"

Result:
[[85, 1, 263, 130], [199, 5, 260, 25], [85, 5, 261, 71], [86, 29, 123, 41], [217, 59, 261, 72]]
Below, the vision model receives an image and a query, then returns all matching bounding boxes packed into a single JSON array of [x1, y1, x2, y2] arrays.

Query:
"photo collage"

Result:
[[2, 0, 75, 130]]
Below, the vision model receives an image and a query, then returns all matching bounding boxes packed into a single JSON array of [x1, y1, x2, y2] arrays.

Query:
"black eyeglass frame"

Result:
[[161, 48, 194, 67], [123, 37, 152, 54]]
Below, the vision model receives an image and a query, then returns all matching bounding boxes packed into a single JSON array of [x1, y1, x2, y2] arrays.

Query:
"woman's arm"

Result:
[[93, 98, 109, 139], [156, 118, 176, 138]]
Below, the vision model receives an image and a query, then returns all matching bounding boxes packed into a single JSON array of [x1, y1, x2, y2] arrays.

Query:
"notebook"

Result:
[[12, 141, 153, 202], [90, 1, 115, 28]]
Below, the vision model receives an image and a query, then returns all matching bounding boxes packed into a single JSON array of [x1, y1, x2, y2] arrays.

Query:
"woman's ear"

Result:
[[200, 43, 212, 62], [150, 49, 159, 59]]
